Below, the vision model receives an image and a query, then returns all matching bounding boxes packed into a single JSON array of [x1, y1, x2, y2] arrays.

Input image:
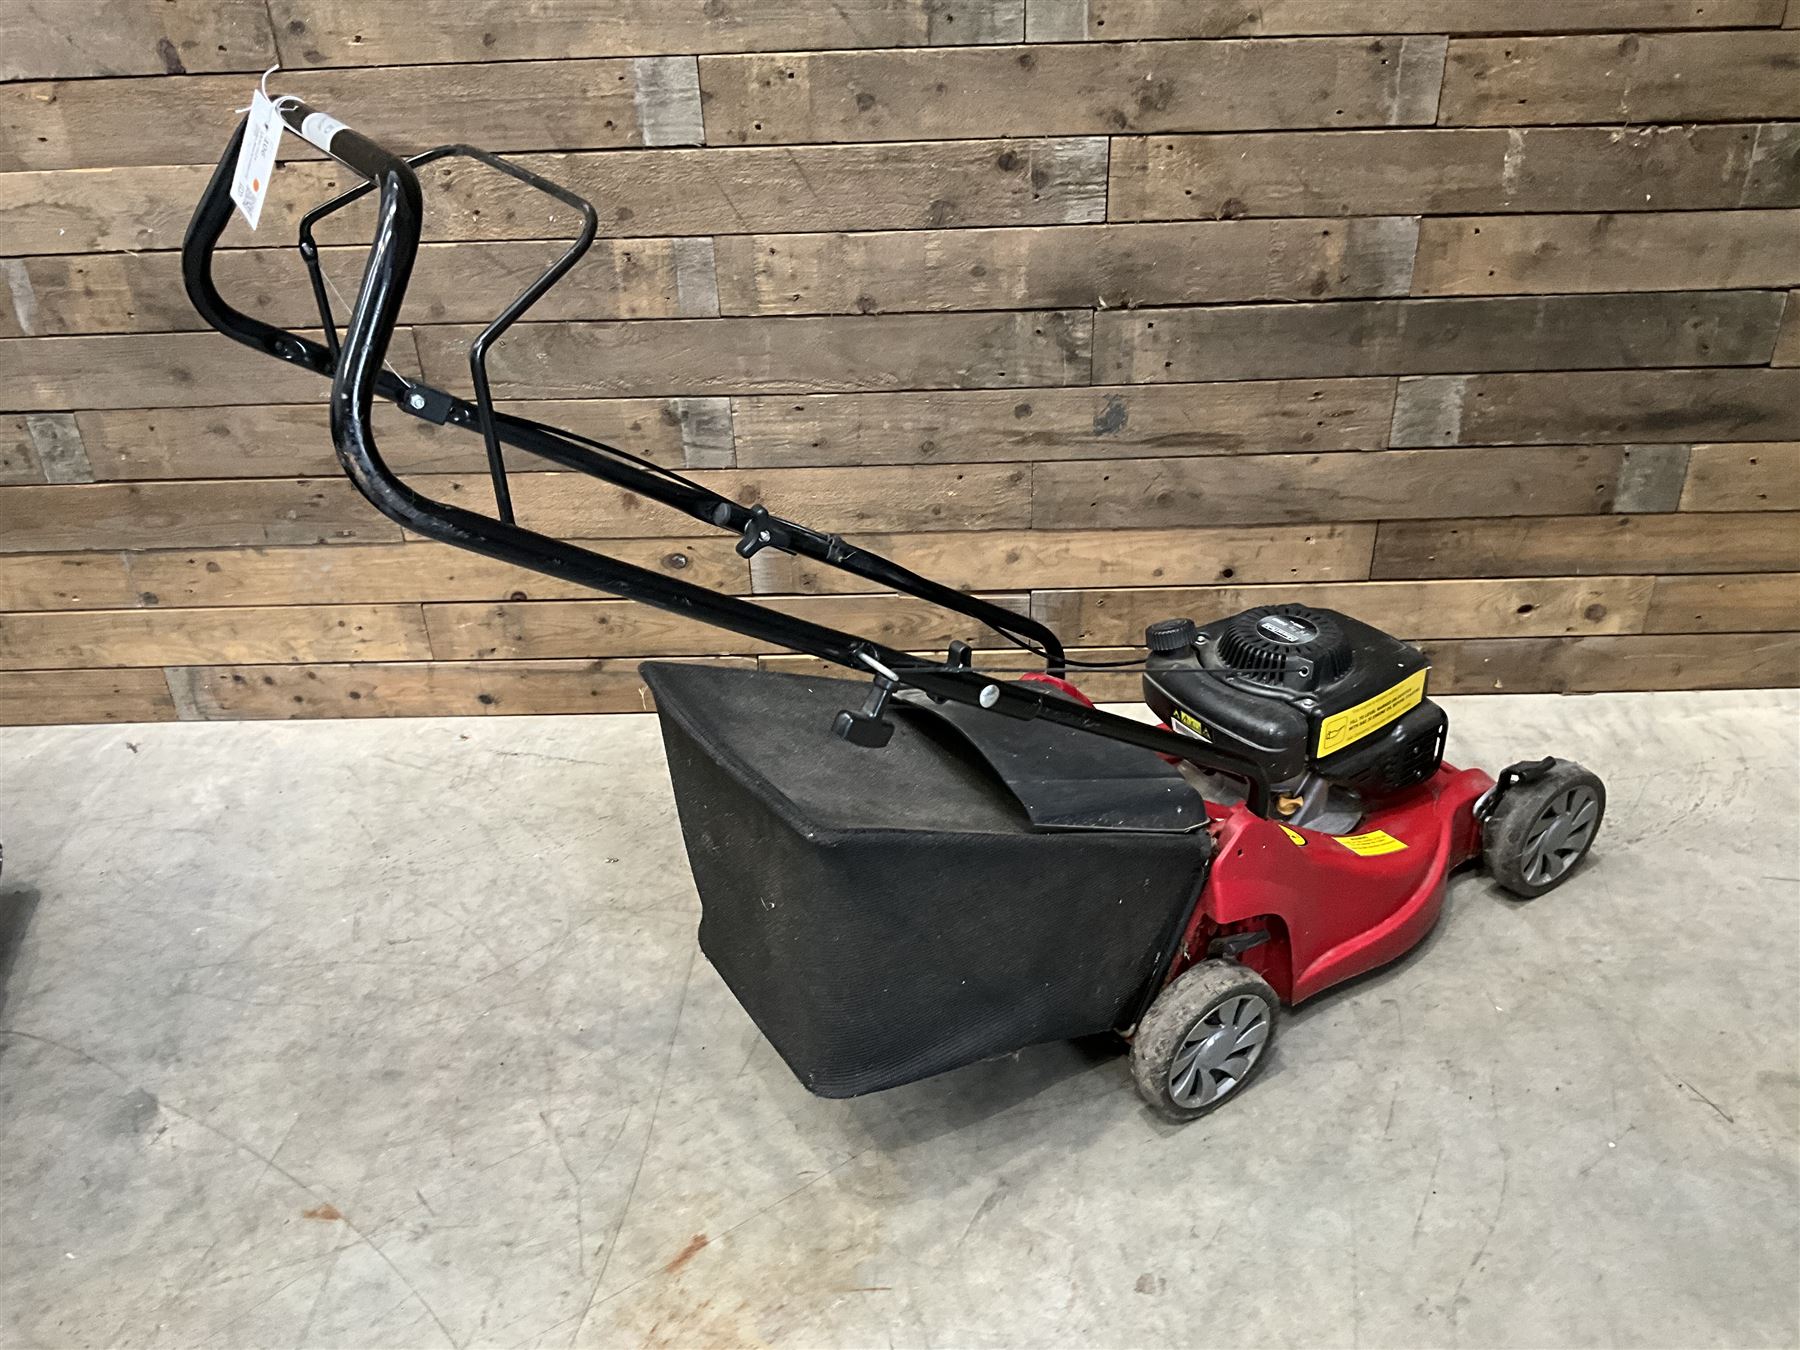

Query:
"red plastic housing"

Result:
[[1171, 764, 1494, 1004], [1018, 672, 1096, 708]]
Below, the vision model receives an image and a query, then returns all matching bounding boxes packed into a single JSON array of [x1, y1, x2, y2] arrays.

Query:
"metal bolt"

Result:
[[407, 392, 427, 410], [979, 684, 1000, 708]]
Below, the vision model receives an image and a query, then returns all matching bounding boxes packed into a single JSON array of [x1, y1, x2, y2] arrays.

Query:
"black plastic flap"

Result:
[[896, 696, 1205, 834]]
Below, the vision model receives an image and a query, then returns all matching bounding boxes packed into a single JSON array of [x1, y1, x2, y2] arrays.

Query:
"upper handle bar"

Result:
[[182, 104, 1284, 811], [185, 104, 1071, 663]]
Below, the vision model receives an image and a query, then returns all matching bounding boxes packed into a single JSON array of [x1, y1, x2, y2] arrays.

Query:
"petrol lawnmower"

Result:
[[184, 104, 1606, 1121]]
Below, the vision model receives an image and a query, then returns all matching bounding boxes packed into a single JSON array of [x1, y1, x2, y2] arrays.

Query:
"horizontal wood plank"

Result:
[[0, 603, 431, 671], [759, 524, 1375, 594], [769, 634, 1800, 695], [1, 463, 1029, 556], [1107, 124, 1800, 221], [267, 0, 1018, 68], [1437, 632, 1800, 692], [0, 329, 418, 412], [423, 592, 1026, 660], [1033, 577, 1655, 645], [713, 217, 1419, 315], [0, 551, 136, 610], [760, 638, 1794, 699], [1, 0, 275, 81], [72, 399, 694, 481], [8, 520, 1596, 610], [1646, 572, 1800, 631], [414, 463, 1033, 538], [1030, 447, 1630, 529], [125, 539, 738, 611], [1412, 210, 1800, 296], [1390, 369, 1800, 446], [1095, 291, 1784, 384], [0, 668, 177, 725], [0, 139, 1109, 256], [1056, 0, 1788, 39], [6, 634, 1782, 725], [1, 240, 705, 338], [416, 312, 1093, 398], [1440, 32, 1800, 126], [1371, 513, 1800, 579], [144, 634, 1800, 721], [730, 379, 1398, 466], [0, 479, 399, 553], [171, 655, 756, 719], [1680, 442, 1800, 510], [0, 539, 741, 612], [700, 37, 1447, 144], [0, 162, 238, 257], [0, 58, 673, 173]]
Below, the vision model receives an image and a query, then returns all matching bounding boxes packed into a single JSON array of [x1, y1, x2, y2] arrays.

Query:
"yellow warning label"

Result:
[[1171, 708, 1212, 741], [1279, 825, 1308, 847], [1333, 829, 1408, 857], [1316, 668, 1429, 758]]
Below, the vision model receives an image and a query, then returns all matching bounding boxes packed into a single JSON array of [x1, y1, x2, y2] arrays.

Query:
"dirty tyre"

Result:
[[1131, 960, 1278, 1122], [1484, 760, 1605, 899]]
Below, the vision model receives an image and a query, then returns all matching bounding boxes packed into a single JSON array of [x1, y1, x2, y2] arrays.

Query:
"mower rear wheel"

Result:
[[1483, 759, 1606, 899], [1131, 960, 1278, 1122]]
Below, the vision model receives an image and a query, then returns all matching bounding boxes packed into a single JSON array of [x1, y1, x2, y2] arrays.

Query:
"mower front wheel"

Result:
[[1483, 759, 1606, 899], [1131, 960, 1279, 1122]]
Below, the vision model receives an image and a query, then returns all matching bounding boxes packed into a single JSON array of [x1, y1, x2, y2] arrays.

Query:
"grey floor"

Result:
[[0, 690, 1796, 1350]]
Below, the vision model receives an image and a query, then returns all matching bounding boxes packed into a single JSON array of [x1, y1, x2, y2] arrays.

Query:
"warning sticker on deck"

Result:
[[1279, 825, 1308, 847], [1333, 829, 1408, 857], [1171, 708, 1212, 741], [1315, 668, 1428, 758]]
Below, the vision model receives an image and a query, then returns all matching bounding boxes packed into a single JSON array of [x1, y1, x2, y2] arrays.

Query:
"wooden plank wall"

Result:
[[1, 0, 1797, 725]]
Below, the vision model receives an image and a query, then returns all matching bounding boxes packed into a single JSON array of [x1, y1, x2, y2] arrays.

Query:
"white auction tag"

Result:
[[230, 89, 285, 230]]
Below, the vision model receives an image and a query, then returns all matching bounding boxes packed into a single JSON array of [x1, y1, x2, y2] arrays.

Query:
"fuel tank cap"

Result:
[[1145, 618, 1198, 654]]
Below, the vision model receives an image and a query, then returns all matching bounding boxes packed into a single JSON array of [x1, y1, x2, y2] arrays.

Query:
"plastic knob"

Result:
[[1145, 617, 1199, 655]]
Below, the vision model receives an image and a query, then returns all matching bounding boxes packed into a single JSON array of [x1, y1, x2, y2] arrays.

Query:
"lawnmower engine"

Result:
[[1142, 605, 1447, 831]]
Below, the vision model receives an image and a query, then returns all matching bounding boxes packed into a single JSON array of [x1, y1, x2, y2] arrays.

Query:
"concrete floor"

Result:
[[0, 690, 1795, 1349]]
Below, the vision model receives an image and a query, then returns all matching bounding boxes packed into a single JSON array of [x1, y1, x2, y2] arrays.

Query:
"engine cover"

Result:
[[1142, 604, 1446, 800]]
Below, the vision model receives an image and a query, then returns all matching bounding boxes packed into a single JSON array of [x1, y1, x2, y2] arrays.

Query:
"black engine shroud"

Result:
[[1142, 604, 1447, 800]]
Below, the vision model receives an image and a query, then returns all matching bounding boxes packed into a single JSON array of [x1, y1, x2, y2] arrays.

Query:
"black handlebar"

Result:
[[182, 105, 1281, 810]]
